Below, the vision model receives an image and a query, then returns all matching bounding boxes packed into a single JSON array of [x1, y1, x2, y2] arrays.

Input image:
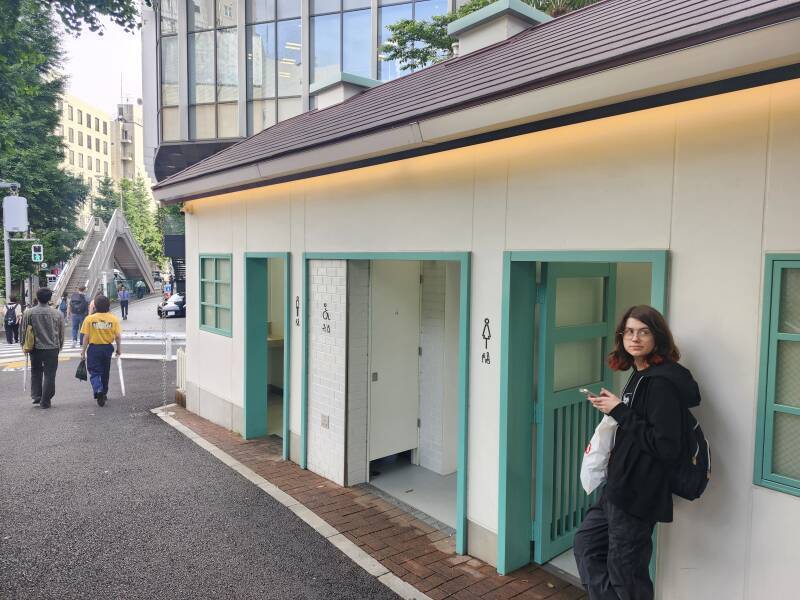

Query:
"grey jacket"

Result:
[[20, 305, 65, 351]]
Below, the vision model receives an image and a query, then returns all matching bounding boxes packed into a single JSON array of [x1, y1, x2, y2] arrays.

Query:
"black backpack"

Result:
[[4, 304, 17, 325], [670, 406, 711, 500], [70, 293, 88, 315]]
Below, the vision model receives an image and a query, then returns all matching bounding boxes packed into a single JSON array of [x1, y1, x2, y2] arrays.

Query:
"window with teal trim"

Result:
[[200, 256, 232, 334], [756, 258, 800, 495]]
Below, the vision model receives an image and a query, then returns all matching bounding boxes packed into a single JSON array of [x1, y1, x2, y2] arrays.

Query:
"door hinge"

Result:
[[535, 286, 546, 304], [420, 274, 424, 284], [417, 418, 421, 428], [418, 346, 422, 356], [371, 372, 378, 382]]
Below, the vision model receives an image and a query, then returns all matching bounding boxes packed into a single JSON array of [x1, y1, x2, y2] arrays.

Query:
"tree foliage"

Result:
[[94, 176, 119, 223], [381, 0, 600, 72], [1, 1, 152, 35], [119, 177, 164, 265], [0, 0, 87, 294]]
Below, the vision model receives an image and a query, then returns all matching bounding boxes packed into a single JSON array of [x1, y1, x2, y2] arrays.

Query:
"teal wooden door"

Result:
[[532, 262, 617, 564]]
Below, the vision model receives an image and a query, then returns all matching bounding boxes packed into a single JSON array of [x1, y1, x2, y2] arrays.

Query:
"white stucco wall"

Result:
[[181, 78, 800, 597]]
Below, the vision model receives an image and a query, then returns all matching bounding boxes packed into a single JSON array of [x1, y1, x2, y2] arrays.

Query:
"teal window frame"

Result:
[[199, 254, 233, 337], [754, 253, 800, 497]]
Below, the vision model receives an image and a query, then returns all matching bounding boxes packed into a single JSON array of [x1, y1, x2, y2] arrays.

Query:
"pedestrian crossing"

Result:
[[0, 339, 185, 363]]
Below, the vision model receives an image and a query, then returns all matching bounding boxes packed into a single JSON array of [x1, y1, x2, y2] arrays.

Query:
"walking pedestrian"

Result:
[[3, 295, 22, 344], [58, 292, 68, 322], [80, 294, 121, 407], [118, 285, 130, 320], [135, 279, 145, 300], [573, 305, 700, 600], [20, 288, 65, 409], [67, 286, 89, 348]]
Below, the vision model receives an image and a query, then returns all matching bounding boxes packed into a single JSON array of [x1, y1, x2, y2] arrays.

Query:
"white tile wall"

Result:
[[307, 260, 348, 485], [420, 262, 447, 474], [346, 260, 370, 485]]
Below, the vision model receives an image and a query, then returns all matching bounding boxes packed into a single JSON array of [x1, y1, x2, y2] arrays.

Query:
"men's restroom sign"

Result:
[[481, 318, 492, 365], [322, 303, 331, 334], [295, 296, 301, 327]]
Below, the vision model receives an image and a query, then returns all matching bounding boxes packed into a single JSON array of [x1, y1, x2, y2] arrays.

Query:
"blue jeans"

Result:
[[87, 344, 114, 396], [71, 314, 86, 343]]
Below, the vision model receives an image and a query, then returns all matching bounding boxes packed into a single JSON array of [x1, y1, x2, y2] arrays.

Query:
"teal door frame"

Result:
[[497, 250, 668, 575], [243, 252, 291, 460], [301, 252, 471, 555]]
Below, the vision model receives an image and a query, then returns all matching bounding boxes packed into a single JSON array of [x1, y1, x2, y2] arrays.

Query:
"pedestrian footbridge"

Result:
[[54, 209, 155, 300]]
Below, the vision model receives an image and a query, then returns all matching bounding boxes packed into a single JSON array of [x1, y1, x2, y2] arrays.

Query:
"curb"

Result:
[[151, 405, 434, 600]]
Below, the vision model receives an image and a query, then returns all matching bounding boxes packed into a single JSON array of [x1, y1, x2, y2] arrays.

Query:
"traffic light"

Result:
[[31, 244, 43, 263]]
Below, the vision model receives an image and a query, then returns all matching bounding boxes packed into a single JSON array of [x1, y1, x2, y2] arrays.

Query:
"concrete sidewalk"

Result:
[[0, 359, 401, 600]]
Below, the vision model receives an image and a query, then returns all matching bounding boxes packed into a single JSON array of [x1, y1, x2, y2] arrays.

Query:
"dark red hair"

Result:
[[608, 305, 680, 371]]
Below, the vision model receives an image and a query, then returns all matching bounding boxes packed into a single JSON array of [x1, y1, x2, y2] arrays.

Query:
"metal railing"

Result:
[[55, 210, 155, 300], [84, 209, 155, 298], [52, 216, 100, 300]]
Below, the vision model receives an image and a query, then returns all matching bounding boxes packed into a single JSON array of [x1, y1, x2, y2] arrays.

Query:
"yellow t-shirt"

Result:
[[80, 312, 121, 345]]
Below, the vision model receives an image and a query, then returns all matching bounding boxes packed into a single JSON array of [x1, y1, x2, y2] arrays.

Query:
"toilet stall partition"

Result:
[[533, 262, 617, 564]]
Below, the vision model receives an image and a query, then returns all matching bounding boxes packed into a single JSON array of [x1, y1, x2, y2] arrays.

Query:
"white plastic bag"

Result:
[[580, 415, 618, 494]]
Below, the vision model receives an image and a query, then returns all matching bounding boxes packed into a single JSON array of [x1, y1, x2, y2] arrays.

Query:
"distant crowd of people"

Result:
[[1, 276, 171, 409]]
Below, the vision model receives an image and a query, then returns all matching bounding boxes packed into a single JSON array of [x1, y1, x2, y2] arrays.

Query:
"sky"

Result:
[[60, 16, 144, 117]]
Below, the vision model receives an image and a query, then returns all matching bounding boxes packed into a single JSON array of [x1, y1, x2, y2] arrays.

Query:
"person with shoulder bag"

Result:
[[67, 286, 89, 348], [574, 305, 702, 600], [3, 295, 22, 344], [80, 295, 121, 407], [20, 288, 65, 409]]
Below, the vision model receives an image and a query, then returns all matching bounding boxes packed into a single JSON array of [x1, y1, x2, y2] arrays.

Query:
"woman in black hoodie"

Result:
[[573, 305, 701, 600]]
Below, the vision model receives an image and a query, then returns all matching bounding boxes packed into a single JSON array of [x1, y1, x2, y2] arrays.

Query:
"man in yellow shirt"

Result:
[[80, 295, 122, 407]]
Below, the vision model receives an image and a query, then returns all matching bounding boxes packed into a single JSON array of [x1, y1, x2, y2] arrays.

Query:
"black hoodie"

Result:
[[606, 361, 701, 523]]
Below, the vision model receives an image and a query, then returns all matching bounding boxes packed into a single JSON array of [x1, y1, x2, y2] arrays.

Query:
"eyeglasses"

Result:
[[619, 328, 652, 339]]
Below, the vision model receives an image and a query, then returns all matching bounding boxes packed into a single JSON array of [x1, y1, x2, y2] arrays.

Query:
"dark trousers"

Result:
[[30, 348, 60, 407], [71, 314, 86, 343], [136, 288, 144, 299], [574, 494, 655, 600], [87, 343, 114, 396], [120, 300, 129, 319], [5, 322, 19, 343]]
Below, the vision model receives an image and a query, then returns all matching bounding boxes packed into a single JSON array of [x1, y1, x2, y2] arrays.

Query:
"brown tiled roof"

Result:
[[155, 0, 800, 190]]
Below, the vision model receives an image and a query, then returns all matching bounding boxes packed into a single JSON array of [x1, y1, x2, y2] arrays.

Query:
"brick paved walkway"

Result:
[[169, 406, 586, 600]]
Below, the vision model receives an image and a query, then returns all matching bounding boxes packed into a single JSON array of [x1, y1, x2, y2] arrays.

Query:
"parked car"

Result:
[[157, 292, 186, 318]]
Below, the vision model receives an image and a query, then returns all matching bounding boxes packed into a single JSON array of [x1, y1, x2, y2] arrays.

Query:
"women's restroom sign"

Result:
[[322, 302, 331, 333], [295, 296, 301, 327], [481, 318, 492, 365]]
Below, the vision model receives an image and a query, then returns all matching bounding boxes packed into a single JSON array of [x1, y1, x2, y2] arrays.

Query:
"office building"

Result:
[[141, 0, 451, 181]]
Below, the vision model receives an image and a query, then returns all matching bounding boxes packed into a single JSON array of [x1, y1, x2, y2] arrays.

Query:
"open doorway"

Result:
[[347, 260, 461, 529], [243, 253, 289, 455], [497, 251, 667, 576]]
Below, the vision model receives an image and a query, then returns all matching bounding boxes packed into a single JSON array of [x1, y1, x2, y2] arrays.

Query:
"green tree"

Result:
[[1, 1, 152, 35], [94, 176, 119, 222], [120, 177, 163, 264], [0, 0, 88, 295], [380, 0, 600, 72]]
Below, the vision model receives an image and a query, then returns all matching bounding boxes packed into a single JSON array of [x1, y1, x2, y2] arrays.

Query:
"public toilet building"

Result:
[[153, 1, 800, 597]]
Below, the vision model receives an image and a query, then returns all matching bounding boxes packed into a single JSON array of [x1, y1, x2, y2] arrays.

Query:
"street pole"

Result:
[[3, 227, 10, 302], [1, 179, 23, 302]]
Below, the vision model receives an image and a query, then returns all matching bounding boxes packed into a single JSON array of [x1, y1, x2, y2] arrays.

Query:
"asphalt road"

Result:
[[0, 358, 399, 600]]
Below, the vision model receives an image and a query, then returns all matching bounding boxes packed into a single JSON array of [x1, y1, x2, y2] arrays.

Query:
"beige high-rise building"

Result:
[[56, 94, 157, 225], [56, 94, 114, 225]]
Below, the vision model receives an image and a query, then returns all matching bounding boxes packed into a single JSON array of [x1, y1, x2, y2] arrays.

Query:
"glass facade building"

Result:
[[153, 0, 453, 152]]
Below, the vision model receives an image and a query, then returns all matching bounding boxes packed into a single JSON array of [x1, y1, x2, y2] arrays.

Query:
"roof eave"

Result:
[[155, 17, 800, 205]]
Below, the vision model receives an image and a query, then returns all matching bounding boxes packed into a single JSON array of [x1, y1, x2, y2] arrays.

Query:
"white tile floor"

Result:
[[547, 548, 581, 583], [267, 394, 282, 436], [368, 456, 457, 528]]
